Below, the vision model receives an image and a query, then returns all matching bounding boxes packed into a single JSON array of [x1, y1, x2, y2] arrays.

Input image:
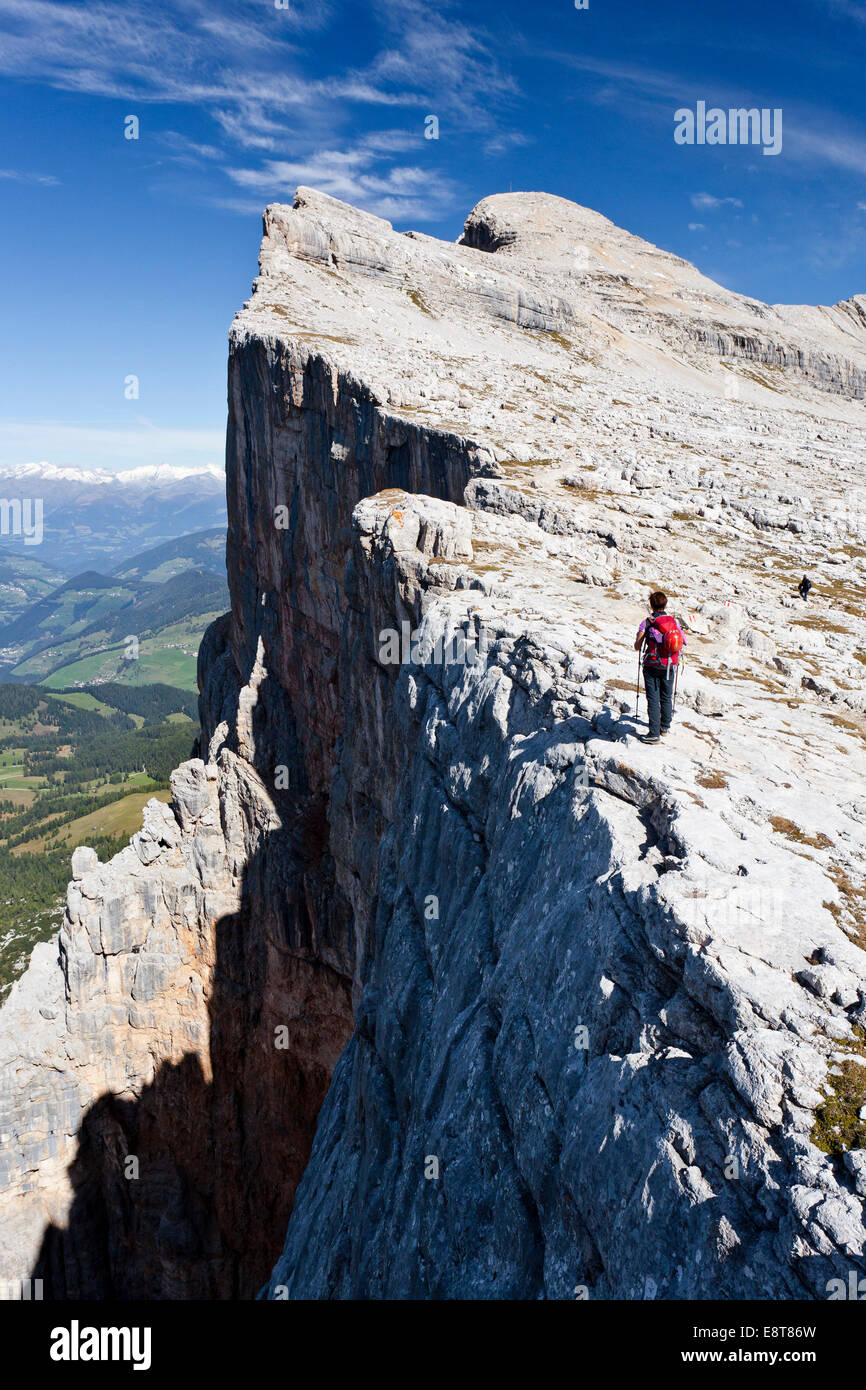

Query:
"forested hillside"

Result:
[[0, 567, 227, 687]]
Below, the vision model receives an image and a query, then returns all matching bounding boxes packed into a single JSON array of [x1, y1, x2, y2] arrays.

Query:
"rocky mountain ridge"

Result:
[[0, 463, 227, 574], [1, 187, 864, 1299]]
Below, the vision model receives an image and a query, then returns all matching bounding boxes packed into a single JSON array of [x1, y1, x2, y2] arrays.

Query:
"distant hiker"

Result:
[[634, 591, 685, 744], [798, 575, 812, 601]]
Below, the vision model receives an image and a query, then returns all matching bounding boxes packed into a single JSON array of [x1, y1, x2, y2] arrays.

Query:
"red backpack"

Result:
[[644, 614, 684, 671]]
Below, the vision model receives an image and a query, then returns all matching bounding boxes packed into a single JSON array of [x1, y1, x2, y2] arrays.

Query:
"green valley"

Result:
[[0, 680, 201, 999]]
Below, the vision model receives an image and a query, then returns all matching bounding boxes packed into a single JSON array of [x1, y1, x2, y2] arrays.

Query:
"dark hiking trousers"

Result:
[[644, 664, 675, 737]]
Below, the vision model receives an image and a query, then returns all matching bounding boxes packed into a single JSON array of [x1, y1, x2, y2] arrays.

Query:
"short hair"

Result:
[[649, 590, 668, 611]]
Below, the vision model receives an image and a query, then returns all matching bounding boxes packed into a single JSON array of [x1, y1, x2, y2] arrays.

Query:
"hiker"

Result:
[[798, 575, 812, 601], [634, 591, 685, 744]]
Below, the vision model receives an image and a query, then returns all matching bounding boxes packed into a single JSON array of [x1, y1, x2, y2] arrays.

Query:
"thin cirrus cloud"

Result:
[[784, 123, 866, 177], [0, 0, 522, 220], [0, 0, 339, 110], [0, 0, 329, 91], [690, 193, 744, 210], [226, 138, 458, 222], [548, 49, 866, 180], [0, 3, 508, 127], [158, 131, 223, 163], [0, 166, 59, 184], [368, 0, 518, 108]]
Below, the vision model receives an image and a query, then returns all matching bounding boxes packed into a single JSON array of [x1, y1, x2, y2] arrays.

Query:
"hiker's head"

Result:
[[649, 591, 668, 613]]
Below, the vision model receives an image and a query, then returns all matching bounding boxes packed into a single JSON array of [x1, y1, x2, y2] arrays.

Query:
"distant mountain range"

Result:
[[0, 462, 227, 573]]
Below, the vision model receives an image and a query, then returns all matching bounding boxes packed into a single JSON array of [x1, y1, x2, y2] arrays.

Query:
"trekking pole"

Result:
[[635, 646, 642, 720]]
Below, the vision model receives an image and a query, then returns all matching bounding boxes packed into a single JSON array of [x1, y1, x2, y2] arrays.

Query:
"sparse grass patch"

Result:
[[734, 669, 785, 695], [822, 711, 866, 740], [770, 815, 833, 850], [739, 366, 783, 394], [561, 484, 610, 504], [811, 1026, 866, 1157], [543, 331, 573, 350], [696, 770, 728, 789], [271, 315, 352, 343], [791, 617, 850, 634], [405, 285, 433, 316]]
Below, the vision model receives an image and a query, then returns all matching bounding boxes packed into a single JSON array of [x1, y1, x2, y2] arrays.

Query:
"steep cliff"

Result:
[[1, 187, 865, 1299]]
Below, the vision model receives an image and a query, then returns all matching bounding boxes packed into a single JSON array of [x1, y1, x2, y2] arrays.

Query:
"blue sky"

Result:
[[0, 0, 864, 471]]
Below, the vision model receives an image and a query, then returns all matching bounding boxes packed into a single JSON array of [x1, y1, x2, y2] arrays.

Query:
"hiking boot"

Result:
[[640, 735, 661, 744], [660, 727, 671, 736]]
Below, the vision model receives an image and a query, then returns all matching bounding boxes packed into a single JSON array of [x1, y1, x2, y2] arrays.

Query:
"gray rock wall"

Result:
[[264, 492, 866, 1300]]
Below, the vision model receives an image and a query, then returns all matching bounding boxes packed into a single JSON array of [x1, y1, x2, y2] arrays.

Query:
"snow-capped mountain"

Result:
[[113, 464, 226, 488], [0, 461, 227, 572], [0, 461, 225, 488]]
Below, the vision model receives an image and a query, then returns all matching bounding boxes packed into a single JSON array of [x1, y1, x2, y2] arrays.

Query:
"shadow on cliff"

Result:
[[30, 639, 355, 1300]]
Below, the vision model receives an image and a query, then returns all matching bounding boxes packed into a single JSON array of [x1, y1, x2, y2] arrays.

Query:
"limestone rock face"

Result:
[[268, 491, 866, 1299], [0, 745, 351, 1298], [1, 185, 866, 1300]]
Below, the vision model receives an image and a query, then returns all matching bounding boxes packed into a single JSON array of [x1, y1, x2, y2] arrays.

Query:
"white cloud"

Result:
[[158, 131, 223, 162], [0, 167, 59, 184], [483, 130, 533, 157], [549, 49, 866, 182], [0, 0, 513, 138], [690, 192, 743, 210], [785, 125, 866, 177], [227, 143, 456, 222], [0, 0, 522, 222], [688, 222, 705, 230]]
